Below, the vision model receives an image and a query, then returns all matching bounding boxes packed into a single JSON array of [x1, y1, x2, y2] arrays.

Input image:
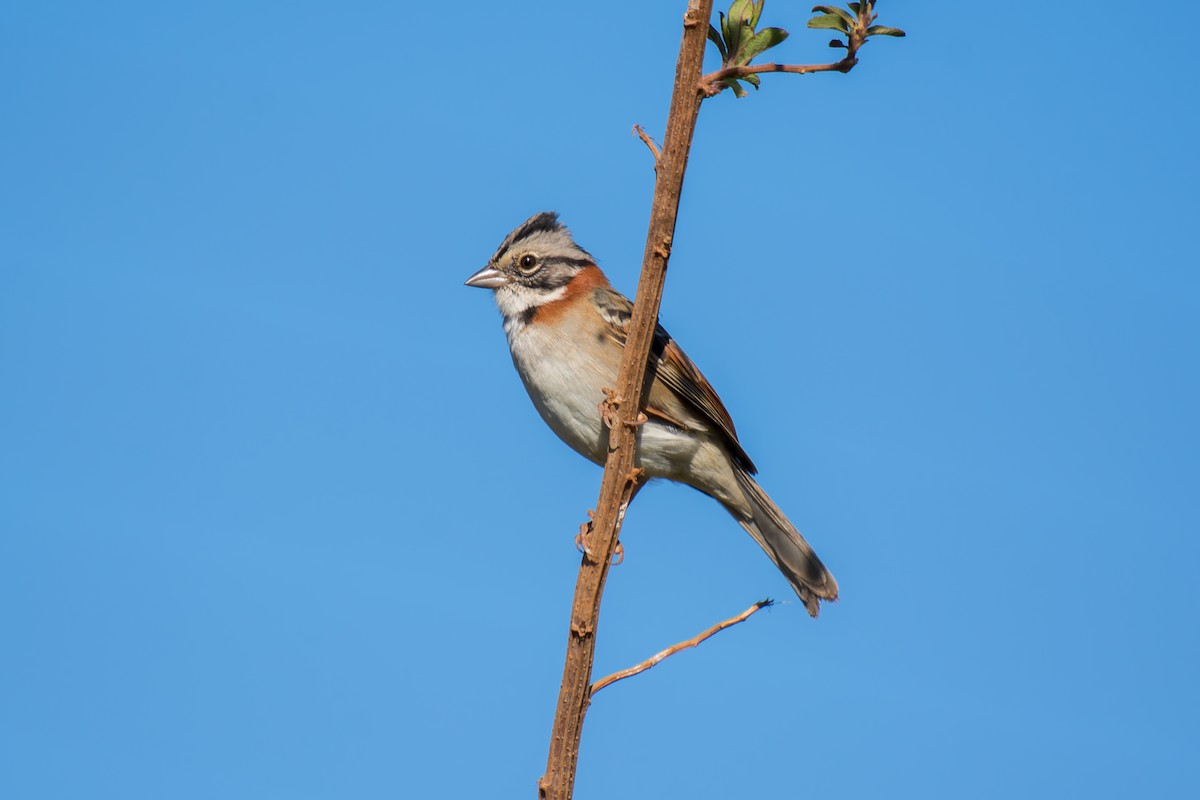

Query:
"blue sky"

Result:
[[2, 1, 1197, 797]]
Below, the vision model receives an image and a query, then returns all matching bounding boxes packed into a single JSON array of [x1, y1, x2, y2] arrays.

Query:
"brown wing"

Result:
[[591, 286, 757, 474]]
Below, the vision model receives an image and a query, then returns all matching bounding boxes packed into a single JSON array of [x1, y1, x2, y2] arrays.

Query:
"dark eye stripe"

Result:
[[513, 254, 590, 271], [541, 272, 573, 290], [524, 264, 576, 291]]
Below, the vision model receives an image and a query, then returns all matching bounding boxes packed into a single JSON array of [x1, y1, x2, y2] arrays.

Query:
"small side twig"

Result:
[[590, 599, 774, 696], [699, 57, 856, 96], [632, 124, 663, 164]]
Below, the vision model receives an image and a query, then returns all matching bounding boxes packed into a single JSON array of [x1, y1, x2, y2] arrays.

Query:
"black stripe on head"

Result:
[[491, 211, 562, 262], [511, 211, 561, 243]]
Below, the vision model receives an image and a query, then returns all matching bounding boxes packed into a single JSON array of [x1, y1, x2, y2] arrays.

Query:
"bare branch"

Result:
[[632, 124, 662, 164], [591, 600, 774, 696]]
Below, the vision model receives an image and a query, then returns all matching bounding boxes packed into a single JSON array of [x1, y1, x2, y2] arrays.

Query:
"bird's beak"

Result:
[[464, 265, 509, 289]]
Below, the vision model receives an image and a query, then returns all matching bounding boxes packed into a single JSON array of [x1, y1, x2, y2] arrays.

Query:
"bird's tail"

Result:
[[727, 467, 838, 617]]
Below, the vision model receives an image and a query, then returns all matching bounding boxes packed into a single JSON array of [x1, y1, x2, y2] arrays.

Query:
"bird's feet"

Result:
[[599, 389, 620, 430], [598, 388, 648, 431], [575, 509, 624, 565]]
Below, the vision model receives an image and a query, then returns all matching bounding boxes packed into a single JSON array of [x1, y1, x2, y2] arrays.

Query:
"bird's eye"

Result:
[[517, 254, 540, 274]]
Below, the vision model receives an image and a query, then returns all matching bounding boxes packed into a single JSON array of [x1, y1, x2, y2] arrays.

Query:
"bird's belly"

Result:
[[507, 324, 736, 502], [510, 327, 611, 464]]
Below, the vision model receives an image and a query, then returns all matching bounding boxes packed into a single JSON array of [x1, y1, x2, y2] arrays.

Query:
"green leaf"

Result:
[[729, 0, 752, 27], [811, 4, 855, 28], [735, 22, 757, 61], [725, 0, 754, 57], [807, 13, 850, 32], [743, 73, 761, 88], [848, 2, 861, 14], [738, 26, 788, 65], [708, 23, 728, 58], [866, 25, 906, 37], [719, 11, 731, 52], [749, 0, 764, 30]]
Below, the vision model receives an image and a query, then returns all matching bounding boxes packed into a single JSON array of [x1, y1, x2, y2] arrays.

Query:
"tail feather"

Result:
[[728, 468, 838, 618]]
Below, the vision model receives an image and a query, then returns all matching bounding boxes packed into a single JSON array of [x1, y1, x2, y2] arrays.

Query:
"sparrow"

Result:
[[465, 212, 838, 617]]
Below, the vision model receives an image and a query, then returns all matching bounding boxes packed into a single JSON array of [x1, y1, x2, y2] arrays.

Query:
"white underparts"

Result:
[[499, 300, 745, 512]]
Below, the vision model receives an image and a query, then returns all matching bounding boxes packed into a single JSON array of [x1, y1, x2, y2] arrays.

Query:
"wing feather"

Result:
[[591, 286, 757, 473]]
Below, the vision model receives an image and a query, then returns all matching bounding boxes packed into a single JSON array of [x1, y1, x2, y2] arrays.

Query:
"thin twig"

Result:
[[632, 124, 662, 164], [591, 600, 774, 696], [699, 57, 857, 97]]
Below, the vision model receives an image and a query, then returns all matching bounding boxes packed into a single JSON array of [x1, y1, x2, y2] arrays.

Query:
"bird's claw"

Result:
[[574, 509, 623, 565], [599, 388, 647, 430], [599, 388, 621, 430]]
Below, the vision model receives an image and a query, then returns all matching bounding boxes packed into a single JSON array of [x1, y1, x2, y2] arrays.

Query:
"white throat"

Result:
[[495, 284, 567, 336]]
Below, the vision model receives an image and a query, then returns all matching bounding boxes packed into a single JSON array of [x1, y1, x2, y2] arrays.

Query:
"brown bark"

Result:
[[536, 2, 715, 798]]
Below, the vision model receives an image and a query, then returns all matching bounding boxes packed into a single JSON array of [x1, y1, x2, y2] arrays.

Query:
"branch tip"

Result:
[[633, 124, 663, 164]]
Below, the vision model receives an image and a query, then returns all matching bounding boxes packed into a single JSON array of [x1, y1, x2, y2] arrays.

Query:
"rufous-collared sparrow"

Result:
[[466, 212, 838, 617]]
